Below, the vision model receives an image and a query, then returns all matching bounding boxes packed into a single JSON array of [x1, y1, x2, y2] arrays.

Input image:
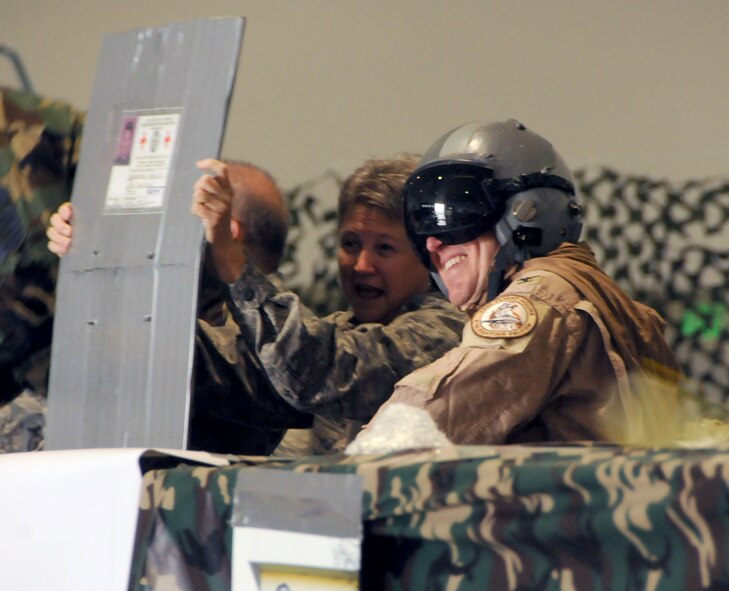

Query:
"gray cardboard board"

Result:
[[46, 17, 244, 450]]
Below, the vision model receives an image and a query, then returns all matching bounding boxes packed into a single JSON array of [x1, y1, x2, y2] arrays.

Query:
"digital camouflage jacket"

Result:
[[210, 261, 465, 452]]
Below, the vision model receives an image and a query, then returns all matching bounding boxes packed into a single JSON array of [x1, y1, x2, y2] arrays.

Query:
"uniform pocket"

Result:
[[394, 346, 472, 405]]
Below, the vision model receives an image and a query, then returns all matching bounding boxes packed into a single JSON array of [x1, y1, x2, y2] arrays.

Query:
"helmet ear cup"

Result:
[[494, 187, 583, 262], [430, 271, 449, 298]]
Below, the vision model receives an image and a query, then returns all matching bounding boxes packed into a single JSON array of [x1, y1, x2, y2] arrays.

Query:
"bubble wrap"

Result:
[[345, 402, 455, 455]]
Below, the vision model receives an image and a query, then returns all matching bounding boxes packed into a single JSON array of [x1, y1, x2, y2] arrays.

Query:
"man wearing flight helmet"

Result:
[[369, 119, 680, 445]]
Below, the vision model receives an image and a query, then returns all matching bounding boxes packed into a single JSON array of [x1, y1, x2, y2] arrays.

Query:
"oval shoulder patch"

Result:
[[472, 294, 538, 339]]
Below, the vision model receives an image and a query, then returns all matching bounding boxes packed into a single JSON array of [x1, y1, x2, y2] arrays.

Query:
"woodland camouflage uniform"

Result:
[[0, 87, 83, 452]]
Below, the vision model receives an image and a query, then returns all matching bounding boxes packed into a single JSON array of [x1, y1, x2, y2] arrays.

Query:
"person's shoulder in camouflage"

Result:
[[0, 87, 83, 452], [1, 87, 84, 274]]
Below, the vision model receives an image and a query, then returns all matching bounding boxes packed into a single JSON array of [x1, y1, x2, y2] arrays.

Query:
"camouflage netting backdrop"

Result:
[[280, 166, 729, 408]]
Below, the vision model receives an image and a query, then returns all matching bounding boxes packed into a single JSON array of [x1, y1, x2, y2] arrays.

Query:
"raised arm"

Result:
[[191, 159, 247, 283]]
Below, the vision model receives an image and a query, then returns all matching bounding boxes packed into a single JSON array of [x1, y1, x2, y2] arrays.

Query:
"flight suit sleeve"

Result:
[[384, 283, 590, 444]]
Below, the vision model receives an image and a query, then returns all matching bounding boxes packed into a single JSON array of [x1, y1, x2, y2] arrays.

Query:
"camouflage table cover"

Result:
[[129, 443, 729, 590]]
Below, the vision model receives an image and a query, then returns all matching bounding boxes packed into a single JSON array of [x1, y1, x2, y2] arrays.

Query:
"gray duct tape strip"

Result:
[[232, 468, 363, 538]]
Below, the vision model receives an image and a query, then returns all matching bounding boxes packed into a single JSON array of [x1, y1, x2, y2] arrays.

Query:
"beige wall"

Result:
[[1, 0, 728, 188]]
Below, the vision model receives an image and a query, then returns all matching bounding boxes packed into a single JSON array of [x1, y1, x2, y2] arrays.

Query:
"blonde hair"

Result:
[[337, 154, 420, 226]]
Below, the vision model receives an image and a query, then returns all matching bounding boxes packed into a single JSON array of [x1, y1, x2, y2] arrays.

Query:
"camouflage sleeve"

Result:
[[227, 262, 464, 421], [192, 313, 314, 431], [385, 296, 581, 444], [0, 262, 57, 398]]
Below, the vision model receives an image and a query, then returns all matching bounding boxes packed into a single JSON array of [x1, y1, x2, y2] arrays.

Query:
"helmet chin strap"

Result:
[[430, 271, 449, 298]]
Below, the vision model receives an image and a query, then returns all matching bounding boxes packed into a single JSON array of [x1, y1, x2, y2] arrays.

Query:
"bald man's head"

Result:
[[223, 160, 289, 275]]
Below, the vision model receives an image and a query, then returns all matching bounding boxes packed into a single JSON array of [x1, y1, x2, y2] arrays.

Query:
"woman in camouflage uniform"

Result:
[[193, 156, 465, 454]]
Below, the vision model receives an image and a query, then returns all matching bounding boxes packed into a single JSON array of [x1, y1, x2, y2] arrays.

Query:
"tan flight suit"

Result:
[[375, 242, 680, 445]]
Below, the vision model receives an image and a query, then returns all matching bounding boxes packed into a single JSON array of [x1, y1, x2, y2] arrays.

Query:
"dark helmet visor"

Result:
[[403, 163, 504, 247]]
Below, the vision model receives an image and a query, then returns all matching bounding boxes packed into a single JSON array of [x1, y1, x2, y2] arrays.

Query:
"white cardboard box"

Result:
[[0, 448, 227, 591]]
